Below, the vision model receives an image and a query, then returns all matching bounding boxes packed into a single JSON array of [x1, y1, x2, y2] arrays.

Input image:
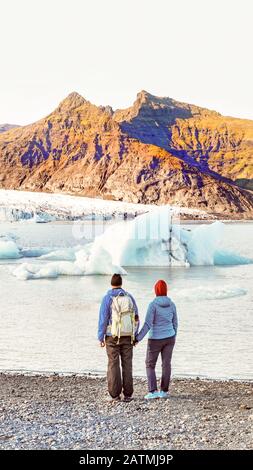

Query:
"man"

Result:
[[98, 273, 139, 402]]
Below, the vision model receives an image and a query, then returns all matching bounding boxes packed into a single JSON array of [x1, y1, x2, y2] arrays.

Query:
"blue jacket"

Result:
[[136, 296, 178, 341], [97, 288, 139, 342]]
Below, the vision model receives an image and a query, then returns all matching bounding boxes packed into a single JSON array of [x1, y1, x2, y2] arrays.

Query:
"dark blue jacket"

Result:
[[97, 288, 139, 342]]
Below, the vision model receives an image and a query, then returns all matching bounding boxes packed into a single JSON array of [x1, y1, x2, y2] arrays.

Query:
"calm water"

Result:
[[0, 221, 252, 380]]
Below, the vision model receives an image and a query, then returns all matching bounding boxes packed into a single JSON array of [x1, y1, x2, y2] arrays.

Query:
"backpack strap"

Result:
[[124, 293, 135, 344], [112, 295, 122, 344]]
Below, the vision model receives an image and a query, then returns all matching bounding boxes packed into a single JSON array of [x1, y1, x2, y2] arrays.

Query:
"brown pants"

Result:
[[105, 336, 133, 398]]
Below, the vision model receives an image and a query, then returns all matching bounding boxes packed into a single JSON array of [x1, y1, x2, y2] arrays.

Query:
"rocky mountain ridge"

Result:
[[0, 123, 20, 133], [0, 91, 252, 218]]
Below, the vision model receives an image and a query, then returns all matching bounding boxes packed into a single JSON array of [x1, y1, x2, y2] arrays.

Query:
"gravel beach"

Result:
[[0, 373, 252, 450]]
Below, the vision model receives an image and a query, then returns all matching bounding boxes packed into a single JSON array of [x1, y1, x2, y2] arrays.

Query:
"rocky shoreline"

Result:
[[0, 373, 252, 450]]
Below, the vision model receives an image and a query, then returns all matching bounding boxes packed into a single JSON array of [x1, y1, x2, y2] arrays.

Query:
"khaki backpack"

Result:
[[107, 294, 136, 344]]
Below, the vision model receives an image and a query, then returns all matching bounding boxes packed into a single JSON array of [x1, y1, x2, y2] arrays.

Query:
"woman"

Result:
[[135, 280, 178, 400]]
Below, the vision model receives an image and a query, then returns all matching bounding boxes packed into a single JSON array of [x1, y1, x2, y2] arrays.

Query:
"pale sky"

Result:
[[1, 0, 253, 125]]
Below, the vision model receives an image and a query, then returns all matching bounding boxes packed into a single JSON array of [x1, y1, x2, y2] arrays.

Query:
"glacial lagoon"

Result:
[[0, 218, 252, 380]]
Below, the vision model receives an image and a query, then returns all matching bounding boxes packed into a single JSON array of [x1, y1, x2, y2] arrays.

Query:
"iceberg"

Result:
[[0, 238, 21, 259], [10, 206, 253, 280], [82, 207, 188, 268], [13, 247, 126, 280], [38, 247, 79, 261], [181, 221, 224, 266], [0, 234, 53, 260], [13, 261, 84, 281], [213, 250, 253, 265]]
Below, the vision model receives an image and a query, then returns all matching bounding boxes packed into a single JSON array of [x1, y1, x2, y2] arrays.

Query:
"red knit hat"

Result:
[[154, 280, 168, 296]]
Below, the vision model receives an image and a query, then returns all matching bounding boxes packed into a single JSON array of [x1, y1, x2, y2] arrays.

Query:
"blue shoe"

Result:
[[159, 391, 169, 399], [144, 391, 160, 400]]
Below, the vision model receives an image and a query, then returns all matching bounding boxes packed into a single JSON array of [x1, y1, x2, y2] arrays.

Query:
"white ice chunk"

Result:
[[85, 207, 188, 268], [183, 221, 224, 266], [13, 261, 83, 280], [39, 248, 77, 261], [0, 239, 21, 259]]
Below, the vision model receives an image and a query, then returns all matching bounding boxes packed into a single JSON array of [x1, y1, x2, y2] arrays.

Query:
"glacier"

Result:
[[0, 189, 206, 222], [6, 206, 253, 280], [0, 189, 154, 222]]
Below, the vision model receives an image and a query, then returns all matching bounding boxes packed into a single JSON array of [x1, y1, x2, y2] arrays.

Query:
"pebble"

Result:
[[0, 374, 252, 450], [239, 404, 252, 410]]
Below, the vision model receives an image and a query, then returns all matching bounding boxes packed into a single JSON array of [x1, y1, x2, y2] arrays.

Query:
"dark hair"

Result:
[[111, 274, 122, 287]]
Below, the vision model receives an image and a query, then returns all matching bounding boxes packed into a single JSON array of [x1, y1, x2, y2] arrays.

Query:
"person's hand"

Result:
[[133, 339, 138, 346], [99, 341, 105, 348]]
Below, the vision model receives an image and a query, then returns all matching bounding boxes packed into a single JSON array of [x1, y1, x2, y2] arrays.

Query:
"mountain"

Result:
[[0, 91, 253, 218], [0, 123, 20, 133], [114, 91, 253, 187]]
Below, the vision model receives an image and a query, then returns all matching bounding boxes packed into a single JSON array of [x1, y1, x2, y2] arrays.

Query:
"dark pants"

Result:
[[146, 336, 176, 393], [105, 336, 133, 398]]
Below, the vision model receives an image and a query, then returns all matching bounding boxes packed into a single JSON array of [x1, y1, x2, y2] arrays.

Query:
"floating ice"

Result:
[[182, 221, 224, 266], [13, 243, 126, 280], [10, 206, 253, 279], [20, 247, 53, 258], [0, 238, 21, 259], [13, 261, 84, 280], [72, 207, 186, 269], [38, 247, 79, 261], [213, 250, 253, 265], [72, 210, 252, 269], [173, 286, 247, 301]]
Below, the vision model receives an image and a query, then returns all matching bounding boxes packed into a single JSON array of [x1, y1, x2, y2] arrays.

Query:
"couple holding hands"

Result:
[[98, 274, 178, 401]]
